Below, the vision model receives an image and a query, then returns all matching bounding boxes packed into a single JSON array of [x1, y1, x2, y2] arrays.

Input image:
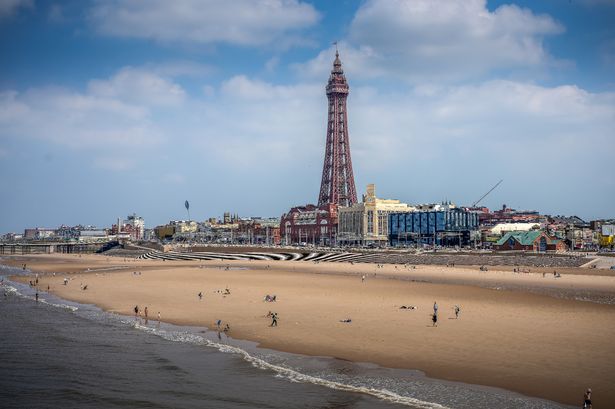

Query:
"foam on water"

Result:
[[2, 282, 79, 312], [129, 322, 448, 409]]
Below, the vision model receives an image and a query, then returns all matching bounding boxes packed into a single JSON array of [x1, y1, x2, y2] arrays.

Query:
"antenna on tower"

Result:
[[332, 41, 338, 53]]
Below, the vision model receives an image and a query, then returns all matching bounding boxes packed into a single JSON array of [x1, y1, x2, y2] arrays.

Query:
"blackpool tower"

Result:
[[317, 49, 358, 208]]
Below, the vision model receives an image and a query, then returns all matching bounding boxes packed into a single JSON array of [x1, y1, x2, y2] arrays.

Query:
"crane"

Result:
[[472, 179, 503, 207]]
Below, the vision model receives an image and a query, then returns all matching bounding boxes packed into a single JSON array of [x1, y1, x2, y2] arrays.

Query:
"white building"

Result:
[[123, 213, 145, 240], [338, 184, 414, 246], [490, 222, 541, 236]]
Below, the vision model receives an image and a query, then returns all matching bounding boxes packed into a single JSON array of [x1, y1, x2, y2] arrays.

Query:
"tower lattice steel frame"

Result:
[[317, 50, 357, 207]]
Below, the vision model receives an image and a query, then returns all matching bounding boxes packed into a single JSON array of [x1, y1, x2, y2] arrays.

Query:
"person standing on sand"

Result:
[[433, 301, 438, 316], [198, 292, 203, 300], [157, 311, 161, 322], [361, 274, 365, 283], [583, 388, 592, 408], [432, 313, 438, 327], [134, 305, 139, 317], [270, 312, 278, 327], [144, 306, 148, 319], [454, 305, 460, 319]]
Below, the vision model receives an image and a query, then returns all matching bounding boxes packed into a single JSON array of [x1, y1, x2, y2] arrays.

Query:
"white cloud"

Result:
[[0, 69, 184, 152], [220, 75, 319, 101], [2, 65, 613, 216], [199, 76, 323, 166], [144, 61, 215, 78], [297, 0, 564, 83], [344, 79, 615, 213], [265, 56, 280, 73], [88, 67, 186, 106], [88, 0, 320, 46], [0, 0, 33, 18]]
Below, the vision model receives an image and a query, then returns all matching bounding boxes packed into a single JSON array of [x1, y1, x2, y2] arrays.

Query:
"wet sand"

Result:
[[5, 253, 615, 406]]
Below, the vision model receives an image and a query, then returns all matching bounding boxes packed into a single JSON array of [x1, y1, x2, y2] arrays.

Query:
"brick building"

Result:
[[280, 203, 338, 246]]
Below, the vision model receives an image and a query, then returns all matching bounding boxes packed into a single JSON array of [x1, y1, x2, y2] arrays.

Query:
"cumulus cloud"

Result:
[[345, 79, 615, 213], [87, 67, 186, 106], [200, 76, 323, 166], [174, 73, 614, 215], [2, 66, 613, 215], [0, 0, 33, 18], [0, 68, 185, 151], [297, 0, 564, 83], [88, 0, 320, 46]]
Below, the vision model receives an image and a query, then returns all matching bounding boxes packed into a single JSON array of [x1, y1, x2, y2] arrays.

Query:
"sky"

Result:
[[1, 0, 614, 233]]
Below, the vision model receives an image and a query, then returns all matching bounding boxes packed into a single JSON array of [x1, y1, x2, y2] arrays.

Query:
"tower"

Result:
[[317, 49, 357, 207]]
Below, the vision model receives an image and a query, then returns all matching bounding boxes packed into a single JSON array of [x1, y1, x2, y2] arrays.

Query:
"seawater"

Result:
[[0, 265, 572, 409]]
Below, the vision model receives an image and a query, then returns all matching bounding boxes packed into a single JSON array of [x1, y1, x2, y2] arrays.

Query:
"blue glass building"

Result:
[[389, 209, 479, 246]]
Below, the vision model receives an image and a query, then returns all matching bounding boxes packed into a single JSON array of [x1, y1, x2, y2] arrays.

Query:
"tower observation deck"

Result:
[[317, 50, 357, 208]]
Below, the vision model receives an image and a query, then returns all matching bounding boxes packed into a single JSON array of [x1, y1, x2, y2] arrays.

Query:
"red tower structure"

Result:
[[317, 50, 357, 208]]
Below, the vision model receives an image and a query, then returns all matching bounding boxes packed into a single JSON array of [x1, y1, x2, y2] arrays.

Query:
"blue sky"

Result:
[[1, 0, 614, 233]]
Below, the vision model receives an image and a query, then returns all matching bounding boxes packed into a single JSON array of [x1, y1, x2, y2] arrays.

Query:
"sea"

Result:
[[0, 264, 573, 409]]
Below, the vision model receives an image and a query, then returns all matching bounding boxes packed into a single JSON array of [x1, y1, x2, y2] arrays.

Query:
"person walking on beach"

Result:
[[583, 388, 592, 408], [157, 311, 161, 322], [198, 292, 203, 300], [454, 305, 460, 319], [433, 301, 438, 316], [270, 312, 278, 327], [134, 305, 139, 317], [144, 306, 148, 319], [432, 312, 438, 327], [361, 274, 365, 283]]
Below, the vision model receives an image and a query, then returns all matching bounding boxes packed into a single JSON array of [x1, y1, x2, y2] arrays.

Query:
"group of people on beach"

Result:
[[133, 304, 160, 323], [431, 301, 461, 326]]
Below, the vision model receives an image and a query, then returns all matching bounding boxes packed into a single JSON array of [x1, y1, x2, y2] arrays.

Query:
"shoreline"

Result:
[[2, 276, 566, 409], [4, 253, 615, 406]]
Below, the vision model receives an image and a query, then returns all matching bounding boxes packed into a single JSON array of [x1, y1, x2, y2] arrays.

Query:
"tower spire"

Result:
[[317, 49, 357, 207]]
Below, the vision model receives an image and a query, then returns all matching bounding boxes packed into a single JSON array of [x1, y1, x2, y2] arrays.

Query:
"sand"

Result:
[[5, 253, 615, 407]]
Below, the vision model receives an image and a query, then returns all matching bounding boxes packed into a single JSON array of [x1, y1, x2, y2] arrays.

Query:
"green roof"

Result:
[[496, 230, 543, 246]]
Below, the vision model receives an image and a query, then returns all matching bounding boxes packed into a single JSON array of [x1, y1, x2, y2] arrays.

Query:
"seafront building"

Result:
[[281, 203, 338, 246], [112, 214, 145, 241], [338, 184, 413, 246], [154, 220, 197, 240], [389, 206, 480, 247], [493, 231, 566, 252]]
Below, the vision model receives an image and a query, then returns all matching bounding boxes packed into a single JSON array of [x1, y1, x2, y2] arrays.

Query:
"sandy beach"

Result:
[[5, 253, 615, 407]]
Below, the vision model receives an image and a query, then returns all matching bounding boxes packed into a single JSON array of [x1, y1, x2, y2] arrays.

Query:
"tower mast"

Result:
[[317, 49, 357, 207]]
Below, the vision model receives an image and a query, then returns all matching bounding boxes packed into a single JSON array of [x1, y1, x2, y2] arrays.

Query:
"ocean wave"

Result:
[[1, 282, 79, 312], [129, 322, 449, 409]]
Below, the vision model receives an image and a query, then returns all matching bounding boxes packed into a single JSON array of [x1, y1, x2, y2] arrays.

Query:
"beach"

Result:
[[6, 253, 615, 407]]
